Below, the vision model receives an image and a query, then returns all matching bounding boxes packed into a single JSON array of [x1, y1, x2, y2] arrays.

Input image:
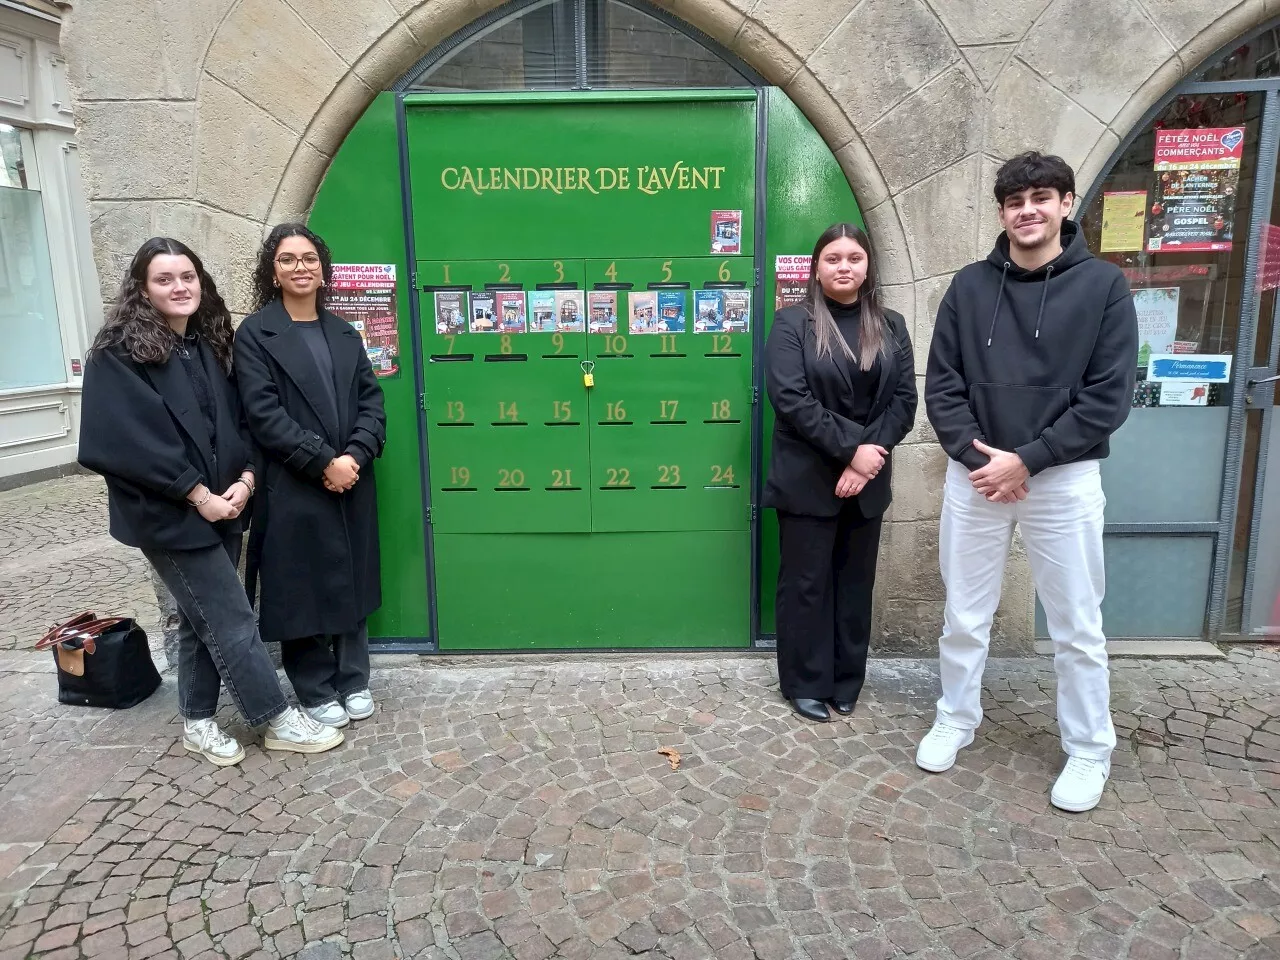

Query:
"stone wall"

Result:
[[60, 0, 1269, 648]]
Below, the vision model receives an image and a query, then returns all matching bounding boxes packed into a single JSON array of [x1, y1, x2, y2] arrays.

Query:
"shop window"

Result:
[[0, 122, 65, 391], [1197, 28, 1280, 81], [403, 0, 755, 91]]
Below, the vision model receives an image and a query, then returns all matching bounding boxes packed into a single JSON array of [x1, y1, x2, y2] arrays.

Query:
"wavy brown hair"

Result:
[[806, 222, 887, 372], [91, 237, 234, 371], [251, 222, 334, 313]]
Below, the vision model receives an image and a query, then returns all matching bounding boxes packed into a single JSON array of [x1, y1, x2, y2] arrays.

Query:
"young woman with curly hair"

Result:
[[235, 224, 387, 728], [79, 237, 345, 764]]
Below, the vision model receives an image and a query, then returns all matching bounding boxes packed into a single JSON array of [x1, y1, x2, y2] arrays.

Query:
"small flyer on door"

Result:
[[1132, 286, 1180, 372], [1159, 382, 1210, 406], [555, 290, 584, 331], [528, 291, 556, 331], [711, 210, 742, 254], [656, 291, 686, 333], [1147, 353, 1233, 383], [775, 255, 810, 311], [1147, 126, 1244, 253], [1100, 191, 1148, 253], [629, 291, 657, 334], [434, 290, 467, 336], [496, 291, 527, 333], [587, 291, 618, 334], [330, 264, 400, 378], [723, 289, 751, 333], [694, 290, 725, 332], [469, 291, 497, 333]]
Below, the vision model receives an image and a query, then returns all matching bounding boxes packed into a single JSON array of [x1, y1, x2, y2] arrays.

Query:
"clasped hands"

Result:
[[969, 439, 1030, 503], [323, 454, 360, 493], [835, 444, 888, 498]]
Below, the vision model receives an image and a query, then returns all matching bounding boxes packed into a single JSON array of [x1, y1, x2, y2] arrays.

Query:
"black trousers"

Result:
[[775, 500, 883, 704], [281, 620, 370, 708]]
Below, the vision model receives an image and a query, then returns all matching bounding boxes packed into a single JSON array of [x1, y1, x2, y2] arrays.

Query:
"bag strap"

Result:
[[35, 615, 127, 652]]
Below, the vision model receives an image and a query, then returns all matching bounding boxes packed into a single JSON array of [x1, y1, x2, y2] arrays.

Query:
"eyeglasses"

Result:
[[275, 253, 321, 269]]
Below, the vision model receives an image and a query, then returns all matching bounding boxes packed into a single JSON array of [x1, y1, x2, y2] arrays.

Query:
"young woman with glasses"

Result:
[[234, 224, 387, 729], [79, 237, 345, 764]]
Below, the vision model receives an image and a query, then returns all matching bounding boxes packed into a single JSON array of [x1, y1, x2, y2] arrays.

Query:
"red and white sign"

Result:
[[330, 263, 396, 290], [1153, 127, 1246, 170]]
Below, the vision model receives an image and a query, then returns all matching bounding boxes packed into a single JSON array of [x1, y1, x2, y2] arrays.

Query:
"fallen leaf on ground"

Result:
[[657, 747, 681, 770], [874, 833, 894, 842]]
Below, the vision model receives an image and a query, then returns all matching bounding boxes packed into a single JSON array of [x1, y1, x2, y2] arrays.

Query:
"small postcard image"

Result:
[[434, 291, 467, 335], [723, 289, 751, 333], [555, 290, 585, 332], [694, 290, 725, 333], [656, 291, 686, 333], [629, 291, 658, 335], [469, 291, 497, 333], [528, 291, 557, 332], [588, 291, 618, 334], [711, 210, 742, 254], [496, 291, 527, 333]]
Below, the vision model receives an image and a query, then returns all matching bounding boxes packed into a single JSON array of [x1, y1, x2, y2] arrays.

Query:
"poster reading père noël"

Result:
[[1147, 127, 1245, 254]]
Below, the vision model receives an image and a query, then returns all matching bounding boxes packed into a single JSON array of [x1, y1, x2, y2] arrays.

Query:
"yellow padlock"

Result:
[[581, 360, 596, 388]]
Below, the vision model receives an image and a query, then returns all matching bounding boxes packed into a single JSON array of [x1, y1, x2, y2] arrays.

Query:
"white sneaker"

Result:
[[343, 689, 374, 721], [915, 722, 975, 773], [264, 707, 344, 754], [304, 700, 350, 728], [182, 718, 245, 767], [1051, 756, 1110, 812]]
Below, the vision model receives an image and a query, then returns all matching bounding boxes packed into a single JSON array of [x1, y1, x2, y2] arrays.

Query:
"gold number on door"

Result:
[[711, 400, 731, 420], [553, 260, 565, 282], [449, 466, 470, 487], [444, 334, 456, 355], [498, 263, 511, 282], [606, 401, 627, 421], [717, 260, 731, 282], [605, 261, 618, 282], [659, 400, 679, 420], [553, 400, 572, 422], [605, 468, 631, 487], [551, 332, 565, 355], [657, 465, 681, 485], [500, 334, 513, 355], [498, 401, 519, 421], [551, 469, 573, 488], [661, 260, 673, 282], [711, 334, 732, 354], [445, 400, 466, 422], [442, 264, 452, 284], [498, 468, 526, 487], [710, 465, 736, 485], [601, 334, 627, 354], [659, 334, 678, 354]]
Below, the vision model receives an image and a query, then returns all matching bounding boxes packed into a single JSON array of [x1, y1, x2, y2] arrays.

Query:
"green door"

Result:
[[406, 91, 757, 649]]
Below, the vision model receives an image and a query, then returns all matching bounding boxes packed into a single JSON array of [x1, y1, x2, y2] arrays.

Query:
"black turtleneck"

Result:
[[826, 296, 881, 423]]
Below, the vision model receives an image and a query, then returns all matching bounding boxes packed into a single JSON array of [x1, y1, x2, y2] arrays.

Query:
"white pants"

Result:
[[936, 458, 1115, 760]]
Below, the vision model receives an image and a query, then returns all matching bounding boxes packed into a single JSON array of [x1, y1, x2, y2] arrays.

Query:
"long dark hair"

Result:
[[251, 222, 334, 312], [806, 223, 887, 371], [91, 237, 234, 371]]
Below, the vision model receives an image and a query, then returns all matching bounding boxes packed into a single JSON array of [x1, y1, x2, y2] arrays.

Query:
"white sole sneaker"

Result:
[[915, 729, 975, 773], [344, 698, 374, 721], [183, 738, 245, 767], [304, 705, 350, 728], [263, 728, 344, 754]]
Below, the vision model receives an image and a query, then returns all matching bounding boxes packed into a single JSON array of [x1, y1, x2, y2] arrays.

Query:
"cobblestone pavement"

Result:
[[2, 639, 1279, 960], [0, 474, 160, 652]]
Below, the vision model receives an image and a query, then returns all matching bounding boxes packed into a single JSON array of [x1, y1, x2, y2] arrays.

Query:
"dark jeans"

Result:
[[775, 500, 883, 704], [143, 532, 289, 727], [281, 621, 370, 707]]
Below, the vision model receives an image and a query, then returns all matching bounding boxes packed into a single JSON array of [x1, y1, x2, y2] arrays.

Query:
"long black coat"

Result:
[[762, 305, 917, 517], [79, 340, 255, 550], [234, 300, 387, 642]]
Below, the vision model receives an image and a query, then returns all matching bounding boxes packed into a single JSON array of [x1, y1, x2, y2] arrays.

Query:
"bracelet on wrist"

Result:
[[188, 489, 212, 507], [235, 477, 255, 496]]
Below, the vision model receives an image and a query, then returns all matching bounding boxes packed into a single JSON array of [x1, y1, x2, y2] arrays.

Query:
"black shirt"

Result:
[[827, 296, 881, 424], [293, 319, 339, 429], [175, 333, 216, 446]]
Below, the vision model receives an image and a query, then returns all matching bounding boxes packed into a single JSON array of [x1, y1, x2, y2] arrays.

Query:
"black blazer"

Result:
[[762, 305, 917, 517], [78, 340, 255, 550], [234, 300, 387, 642]]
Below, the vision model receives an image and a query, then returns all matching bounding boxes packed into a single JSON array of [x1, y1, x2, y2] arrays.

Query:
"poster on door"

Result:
[[775, 255, 810, 311], [1132, 286, 1180, 372], [1100, 191, 1148, 253], [330, 264, 400, 378], [1147, 127, 1244, 253]]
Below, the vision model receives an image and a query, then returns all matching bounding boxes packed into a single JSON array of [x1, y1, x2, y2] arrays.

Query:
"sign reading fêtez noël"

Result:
[[440, 163, 729, 196]]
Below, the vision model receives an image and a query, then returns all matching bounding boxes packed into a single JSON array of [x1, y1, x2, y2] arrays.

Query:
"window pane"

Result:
[[0, 123, 30, 189], [409, 0, 576, 91], [0, 185, 66, 390], [587, 0, 750, 88], [1196, 28, 1280, 81]]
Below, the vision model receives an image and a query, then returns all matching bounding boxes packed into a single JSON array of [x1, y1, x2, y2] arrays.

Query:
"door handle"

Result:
[[1247, 373, 1280, 387]]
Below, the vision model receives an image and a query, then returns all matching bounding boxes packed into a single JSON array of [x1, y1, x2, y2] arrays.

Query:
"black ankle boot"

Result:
[[790, 698, 830, 722]]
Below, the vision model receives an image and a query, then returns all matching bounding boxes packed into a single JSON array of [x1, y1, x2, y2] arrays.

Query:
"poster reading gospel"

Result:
[[330, 264, 400, 378], [1147, 127, 1245, 254]]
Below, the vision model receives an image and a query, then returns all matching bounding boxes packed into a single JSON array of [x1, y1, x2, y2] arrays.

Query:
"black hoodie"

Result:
[[925, 221, 1138, 475]]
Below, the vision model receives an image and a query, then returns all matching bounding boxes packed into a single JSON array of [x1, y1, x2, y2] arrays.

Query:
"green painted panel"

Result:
[[759, 87, 864, 636], [308, 92, 429, 641], [434, 532, 750, 649], [406, 95, 756, 261]]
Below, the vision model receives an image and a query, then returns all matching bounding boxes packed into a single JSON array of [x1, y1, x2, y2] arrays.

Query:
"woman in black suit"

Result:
[[79, 238, 345, 764], [763, 223, 918, 722], [235, 224, 386, 729]]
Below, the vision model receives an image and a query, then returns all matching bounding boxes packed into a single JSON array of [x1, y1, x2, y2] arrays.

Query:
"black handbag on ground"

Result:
[[35, 611, 161, 708]]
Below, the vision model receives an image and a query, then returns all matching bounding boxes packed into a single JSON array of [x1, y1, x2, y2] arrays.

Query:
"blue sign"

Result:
[[1148, 354, 1232, 383]]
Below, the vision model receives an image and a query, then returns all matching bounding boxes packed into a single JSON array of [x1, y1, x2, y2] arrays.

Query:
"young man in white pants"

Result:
[[917, 152, 1138, 813]]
